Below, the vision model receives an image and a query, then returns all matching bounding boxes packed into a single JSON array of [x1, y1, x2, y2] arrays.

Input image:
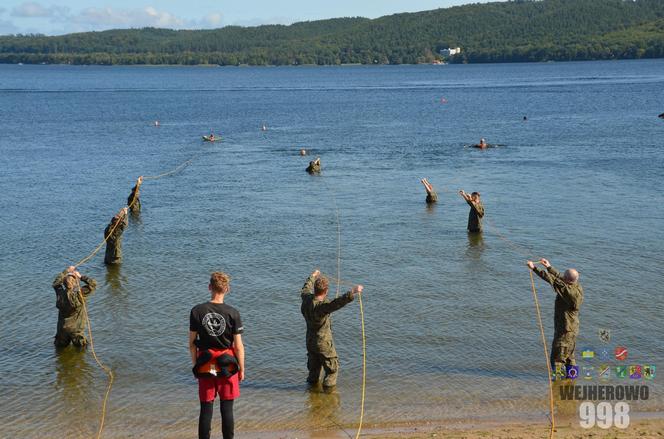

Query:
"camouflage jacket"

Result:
[[104, 215, 128, 262], [127, 185, 141, 212], [53, 271, 97, 331], [306, 162, 321, 174], [534, 265, 583, 336], [300, 275, 353, 356], [466, 199, 484, 232]]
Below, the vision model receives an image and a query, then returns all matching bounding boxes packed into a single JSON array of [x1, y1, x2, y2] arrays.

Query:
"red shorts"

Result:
[[198, 374, 240, 402]]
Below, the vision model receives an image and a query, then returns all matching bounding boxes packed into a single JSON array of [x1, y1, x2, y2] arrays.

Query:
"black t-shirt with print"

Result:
[[189, 302, 243, 350]]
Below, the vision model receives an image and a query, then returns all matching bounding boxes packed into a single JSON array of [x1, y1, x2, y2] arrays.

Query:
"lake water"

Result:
[[1, 60, 663, 438]]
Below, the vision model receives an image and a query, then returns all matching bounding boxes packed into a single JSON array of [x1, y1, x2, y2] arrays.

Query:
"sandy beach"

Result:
[[234, 418, 664, 439]]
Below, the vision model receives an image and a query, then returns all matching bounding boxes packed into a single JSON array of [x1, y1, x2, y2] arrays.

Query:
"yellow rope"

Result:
[[74, 154, 196, 268], [65, 154, 197, 436], [76, 278, 114, 439], [142, 154, 197, 180], [529, 270, 555, 439], [354, 292, 367, 439], [325, 180, 365, 438]]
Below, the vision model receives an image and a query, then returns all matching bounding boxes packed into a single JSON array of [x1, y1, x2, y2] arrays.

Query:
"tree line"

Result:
[[1, 0, 663, 65]]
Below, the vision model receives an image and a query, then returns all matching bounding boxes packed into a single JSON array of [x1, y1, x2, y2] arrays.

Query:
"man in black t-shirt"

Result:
[[189, 272, 245, 439]]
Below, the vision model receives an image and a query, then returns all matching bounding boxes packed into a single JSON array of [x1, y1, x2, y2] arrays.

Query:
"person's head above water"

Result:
[[300, 149, 307, 156], [563, 268, 579, 284]]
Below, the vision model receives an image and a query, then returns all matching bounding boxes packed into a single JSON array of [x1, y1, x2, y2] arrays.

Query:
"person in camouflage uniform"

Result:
[[127, 176, 143, 214], [104, 207, 128, 265], [459, 190, 484, 233], [421, 178, 438, 204], [527, 258, 583, 371], [300, 269, 363, 388], [306, 158, 321, 174], [53, 266, 97, 348]]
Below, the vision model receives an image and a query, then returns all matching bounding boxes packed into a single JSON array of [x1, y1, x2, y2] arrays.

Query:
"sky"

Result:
[[0, 0, 492, 35]]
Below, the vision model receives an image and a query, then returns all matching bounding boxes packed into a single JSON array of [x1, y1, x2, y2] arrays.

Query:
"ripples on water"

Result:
[[1, 60, 663, 437]]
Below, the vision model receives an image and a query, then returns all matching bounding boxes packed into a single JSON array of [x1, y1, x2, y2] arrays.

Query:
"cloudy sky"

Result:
[[0, 0, 490, 35]]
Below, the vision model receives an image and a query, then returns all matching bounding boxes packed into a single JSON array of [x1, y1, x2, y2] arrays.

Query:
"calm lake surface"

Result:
[[1, 60, 663, 438]]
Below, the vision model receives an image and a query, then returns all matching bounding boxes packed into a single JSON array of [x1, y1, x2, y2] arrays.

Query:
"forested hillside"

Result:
[[1, 0, 663, 65]]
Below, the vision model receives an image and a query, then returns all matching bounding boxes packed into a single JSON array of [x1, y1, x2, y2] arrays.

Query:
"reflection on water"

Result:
[[105, 264, 125, 293], [306, 384, 346, 438], [1, 61, 663, 437]]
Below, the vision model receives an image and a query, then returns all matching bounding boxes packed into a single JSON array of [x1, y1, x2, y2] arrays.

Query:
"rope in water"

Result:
[[327, 182, 366, 439], [438, 186, 557, 437], [68, 153, 198, 438], [529, 270, 556, 439], [76, 278, 114, 439]]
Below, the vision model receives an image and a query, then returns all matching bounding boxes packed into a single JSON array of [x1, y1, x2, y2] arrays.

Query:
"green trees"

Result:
[[0, 0, 663, 65]]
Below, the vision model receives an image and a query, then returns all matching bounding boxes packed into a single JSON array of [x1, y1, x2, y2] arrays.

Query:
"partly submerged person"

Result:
[[458, 190, 484, 233], [53, 266, 97, 348], [421, 178, 438, 204], [104, 207, 129, 265], [300, 269, 363, 388], [306, 157, 321, 174], [527, 258, 583, 376]]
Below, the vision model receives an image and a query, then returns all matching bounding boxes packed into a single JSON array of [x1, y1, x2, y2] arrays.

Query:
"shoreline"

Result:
[[230, 417, 664, 439], [3, 58, 663, 68]]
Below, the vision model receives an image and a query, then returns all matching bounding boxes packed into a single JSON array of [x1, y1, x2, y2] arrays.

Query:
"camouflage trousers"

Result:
[[54, 330, 87, 348], [551, 331, 577, 369], [307, 353, 339, 387]]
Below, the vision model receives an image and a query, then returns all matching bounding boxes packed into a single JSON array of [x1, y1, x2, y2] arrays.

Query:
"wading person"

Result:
[[53, 266, 97, 348], [127, 176, 143, 214], [189, 272, 245, 439], [527, 258, 583, 374], [459, 190, 484, 233], [300, 269, 363, 388], [104, 207, 128, 265], [420, 178, 438, 204], [306, 157, 321, 174]]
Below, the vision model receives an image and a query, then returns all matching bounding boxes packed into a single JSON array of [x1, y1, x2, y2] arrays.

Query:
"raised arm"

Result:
[[315, 285, 363, 316], [301, 269, 320, 298]]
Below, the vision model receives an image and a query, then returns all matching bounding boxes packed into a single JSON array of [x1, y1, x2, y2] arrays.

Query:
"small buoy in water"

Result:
[[261, 123, 268, 131], [154, 120, 160, 127], [523, 116, 527, 121], [300, 149, 307, 156]]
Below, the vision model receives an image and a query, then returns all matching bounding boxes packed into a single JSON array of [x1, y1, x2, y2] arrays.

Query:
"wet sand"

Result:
[[230, 418, 664, 439]]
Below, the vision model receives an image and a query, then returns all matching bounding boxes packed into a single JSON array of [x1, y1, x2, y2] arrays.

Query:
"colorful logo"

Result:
[[581, 348, 595, 359], [598, 364, 610, 380], [554, 364, 567, 381], [598, 348, 610, 361], [615, 346, 628, 361], [615, 366, 627, 378], [629, 365, 642, 380], [598, 328, 610, 343], [567, 365, 579, 380], [582, 366, 594, 380], [643, 365, 656, 380]]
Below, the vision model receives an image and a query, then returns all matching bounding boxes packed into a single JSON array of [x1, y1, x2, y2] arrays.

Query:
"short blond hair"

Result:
[[210, 271, 231, 294]]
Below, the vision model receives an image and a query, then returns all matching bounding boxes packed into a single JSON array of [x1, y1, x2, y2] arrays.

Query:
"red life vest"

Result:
[[193, 348, 238, 378]]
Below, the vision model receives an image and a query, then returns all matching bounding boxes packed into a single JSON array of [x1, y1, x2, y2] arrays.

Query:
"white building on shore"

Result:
[[440, 47, 462, 57]]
